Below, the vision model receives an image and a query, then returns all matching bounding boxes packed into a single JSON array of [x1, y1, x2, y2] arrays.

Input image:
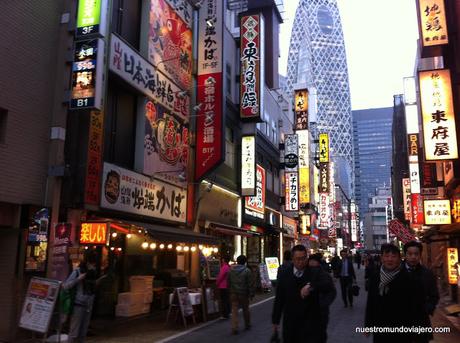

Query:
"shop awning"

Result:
[[206, 221, 259, 237], [119, 220, 219, 245]]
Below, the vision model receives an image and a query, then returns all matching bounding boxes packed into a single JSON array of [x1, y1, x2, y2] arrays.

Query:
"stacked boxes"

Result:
[[115, 276, 154, 317]]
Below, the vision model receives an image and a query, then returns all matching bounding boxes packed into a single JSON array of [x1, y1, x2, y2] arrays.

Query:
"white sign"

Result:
[[241, 136, 256, 196], [351, 202, 357, 242], [101, 162, 187, 223], [265, 257, 280, 281], [318, 193, 330, 229], [284, 134, 298, 172], [19, 278, 61, 333], [109, 33, 190, 119], [424, 199, 451, 225], [402, 178, 412, 220], [285, 172, 299, 211], [409, 163, 421, 194], [197, 0, 223, 75]]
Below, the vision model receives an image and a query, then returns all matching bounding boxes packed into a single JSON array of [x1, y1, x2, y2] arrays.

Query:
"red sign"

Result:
[[80, 222, 107, 244], [195, 73, 224, 180], [411, 193, 424, 225], [240, 14, 263, 120], [85, 110, 104, 205], [388, 219, 416, 243]]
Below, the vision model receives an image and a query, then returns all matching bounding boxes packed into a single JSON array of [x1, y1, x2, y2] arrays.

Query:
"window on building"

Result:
[[226, 63, 232, 96], [225, 126, 234, 168], [0, 108, 7, 144], [267, 162, 273, 191]]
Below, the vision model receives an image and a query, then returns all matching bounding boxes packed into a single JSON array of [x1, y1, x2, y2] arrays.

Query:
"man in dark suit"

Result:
[[272, 245, 335, 343], [365, 243, 425, 343], [403, 240, 439, 343], [337, 249, 356, 307]]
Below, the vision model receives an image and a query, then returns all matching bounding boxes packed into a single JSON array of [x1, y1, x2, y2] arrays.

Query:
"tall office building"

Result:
[[285, 0, 354, 192], [353, 107, 393, 216]]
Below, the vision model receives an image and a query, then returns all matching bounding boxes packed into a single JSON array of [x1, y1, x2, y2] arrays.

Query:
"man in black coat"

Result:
[[272, 245, 336, 343], [403, 241, 439, 342], [337, 249, 356, 307], [365, 243, 425, 343]]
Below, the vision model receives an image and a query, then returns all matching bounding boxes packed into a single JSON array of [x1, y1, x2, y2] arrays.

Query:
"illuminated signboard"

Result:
[[241, 136, 256, 196], [417, 0, 448, 47], [285, 172, 299, 212], [80, 222, 107, 244], [447, 247, 458, 285], [76, 0, 107, 38], [421, 163, 438, 196], [411, 193, 424, 225], [409, 162, 421, 194], [351, 202, 357, 242], [319, 133, 329, 163], [452, 199, 460, 223], [402, 178, 412, 221], [408, 134, 419, 163], [284, 134, 298, 172], [298, 130, 310, 204], [424, 199, 451, 225], [318, 192, 330, 229], [419, 69, 458, 161], [240, 14, 264, 120], [245, 165, 265, 218], [319, 163, 329, 193], [294, 89, 308, 130], [70, 39, 104, 110]]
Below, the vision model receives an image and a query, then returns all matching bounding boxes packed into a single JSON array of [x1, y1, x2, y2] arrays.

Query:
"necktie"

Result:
[[295, 270, 303, 278]]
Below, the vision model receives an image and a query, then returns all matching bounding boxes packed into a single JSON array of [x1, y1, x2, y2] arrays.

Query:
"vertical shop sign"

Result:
[[284, 134, 298, 172], [240, 14, 264, 120], [241, 136, 256, 196], [49, 223, 72, 281], [409, 162, 421, 194], [318, 193, 330, 229], [419, 69, 458, 161], [196, 0, 224, 181], [319, 163, 329, 193], [76, 0, 107, 37], [402, 178, 412, 221], [70, 39, 104, 110], [421, 163, 438, 195], [294, 89, 308, 130], [284, 172, 299, 212], [446, 247, 458, 285], [297, 130, 310, 204], [417, 0, 448, 47], [408, 133, 419, 162], [85, 110, 104, 205], [245, 165, 266, 218], [319, 133, 329, 163], [411, 193, 424, 225]]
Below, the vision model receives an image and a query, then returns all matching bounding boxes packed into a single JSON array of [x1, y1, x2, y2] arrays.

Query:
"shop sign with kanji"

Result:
[[241, 136, 256, 196], [80, 222, 107, 244], [417, 0, 448, 47], [100, 162, 187, 223], [294, 89, 308, 130], [423, 199, 451, 225], [446, 247, 458, 285], [419, 69, 458, 161], [245, 165, 266, 218], [402, 178, 412, 221], [284, 172, 299, 212], [319, 133, 329, 163]]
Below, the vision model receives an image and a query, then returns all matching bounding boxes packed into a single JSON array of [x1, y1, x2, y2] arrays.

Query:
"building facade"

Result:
[[353, 107, 393, 219], [364, 187, 393, 250]]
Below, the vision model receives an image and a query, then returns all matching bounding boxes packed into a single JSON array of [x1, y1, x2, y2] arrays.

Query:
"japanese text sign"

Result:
[[417, 0, 448, 47], [402, 178, 412, 221], [447, 247, 458, 285], [419, 69, 458, 161], [295, 89, 308, 130], [80, 222, 107, 244], [319, 133, 329, 163], [318, 193, 330, 229], [76, 0, 107, 37], [319, 163, 329, 193], [298, 130, 310, 204], [411, 193, 424, 225], [452, 199, 460, 223], [109, 34, 190, 119], [388, 219, 416, 244], [195, 0, 224, 180], [240, 14, 264, 120], [409, 162, 421, 194], [245, 165, 266, 218], [424, 199, 451, 225], [70, 39, 104, 110], [100, 162, 187, 222], [241, 136, 256, 196], [85, 110, 104, 205], [284, 134, 298, 172], [285, 172, 299, 212]]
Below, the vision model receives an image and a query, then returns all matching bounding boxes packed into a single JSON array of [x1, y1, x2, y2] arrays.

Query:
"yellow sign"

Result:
[[319, 133, 329, 163], [447, 247, 458, 285], [418, 0, 448, 47], [299, 167, 310, 204], [419, 69, 458, 161], [80, 223, 107, 244], [295, 89, 308, 112], [423, 199, 451, 225]]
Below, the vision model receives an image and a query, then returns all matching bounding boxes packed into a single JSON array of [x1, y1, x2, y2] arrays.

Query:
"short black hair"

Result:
[[309, 253, 322, 263], [236, 255, 247, 265], [403, 240, 423, 254], [380, 243, 400, 256], [340, 249, 348, 254], [222, 255, 230, 263], [283, 250, 292, 261], [292, 244, 307, 254]]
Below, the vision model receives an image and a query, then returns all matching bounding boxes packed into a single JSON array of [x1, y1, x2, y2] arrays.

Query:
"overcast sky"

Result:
[[279, 0, 419, 110]]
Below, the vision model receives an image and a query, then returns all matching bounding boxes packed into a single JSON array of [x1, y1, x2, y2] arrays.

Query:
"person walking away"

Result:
[[277, 250, 292, 281], [216, 255, 231, 319], [337, 249, 356, 307], [364, 243, 425, 343], [354, 251, 362, 270], [272, 245, 335, 342], [330, 254, 341, 278], [63, 254, 106, 343], [228, 255, 254, 334], [403, 240, 439, 343], [308, 253, 337, 343]]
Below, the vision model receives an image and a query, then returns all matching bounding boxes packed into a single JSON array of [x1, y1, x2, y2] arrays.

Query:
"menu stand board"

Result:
[[19, 277, 61, 334], [206, 259, 221, 280], [166, 287, 195, 327], [259, 263, 272, 290]]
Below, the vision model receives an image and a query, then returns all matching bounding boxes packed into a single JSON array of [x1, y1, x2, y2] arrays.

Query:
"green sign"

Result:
[[77, 0, 102, 37]]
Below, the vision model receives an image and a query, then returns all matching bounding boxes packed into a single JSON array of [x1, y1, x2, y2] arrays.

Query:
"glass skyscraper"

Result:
[[285, 0, 354, 193], [353, 108, 393, 216]]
